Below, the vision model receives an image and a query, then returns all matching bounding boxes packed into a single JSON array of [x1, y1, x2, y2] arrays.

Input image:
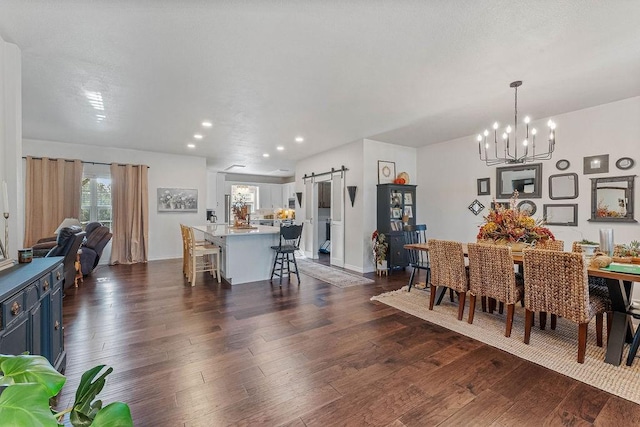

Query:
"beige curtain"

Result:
[[24, 157, 83, 247], [109, 163, 149, 265]]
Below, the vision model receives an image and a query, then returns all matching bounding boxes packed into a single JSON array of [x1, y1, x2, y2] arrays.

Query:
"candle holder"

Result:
[[3, 212, 8, 259]]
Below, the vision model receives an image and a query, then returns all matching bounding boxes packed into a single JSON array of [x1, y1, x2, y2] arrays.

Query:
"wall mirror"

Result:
[[517, 200, 537, 215], [549, 173, 579, 200], [589, 175, 637, 222], [496, 163, 542, 199], [544, 204, 578, 226]]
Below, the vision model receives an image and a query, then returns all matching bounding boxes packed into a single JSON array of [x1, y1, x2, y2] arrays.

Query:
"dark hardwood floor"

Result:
[[57, 260, 640, 426]]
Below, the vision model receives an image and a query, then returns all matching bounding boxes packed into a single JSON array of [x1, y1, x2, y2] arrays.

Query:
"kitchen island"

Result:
[[192, 224, 279, 285]]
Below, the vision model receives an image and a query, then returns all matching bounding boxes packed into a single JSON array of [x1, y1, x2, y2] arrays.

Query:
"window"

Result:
[[81, 165, 112, 229]]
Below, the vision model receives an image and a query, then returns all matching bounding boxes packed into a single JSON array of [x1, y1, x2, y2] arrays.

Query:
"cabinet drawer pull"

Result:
[[11, 301, 21, 316], [43, 280, 50, 291], [56, 271, 62, 280], [54, 320, 60, 330]]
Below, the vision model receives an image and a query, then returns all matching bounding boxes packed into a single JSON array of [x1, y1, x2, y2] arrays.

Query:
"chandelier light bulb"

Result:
[[549, 121, 556, 130], [550, 133, 554, 140], [502, 133, 508, 140], [523, 139, 528, 146], [506, 126, 512, 134], [493, 122, 499, 130], [485, 143, 489, 149], [524, 116, 530, 124], [531, 128, 537, 135], [483, 130, 489, 137], [477, 135, 483, 142]]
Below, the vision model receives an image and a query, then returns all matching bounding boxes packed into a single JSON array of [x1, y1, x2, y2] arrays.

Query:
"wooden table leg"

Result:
[[74, 250, 83, 287]]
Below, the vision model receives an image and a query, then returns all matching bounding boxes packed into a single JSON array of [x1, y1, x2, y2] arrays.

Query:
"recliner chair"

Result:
[[80, 222, 112, 275], [46, 226, 86, 290]]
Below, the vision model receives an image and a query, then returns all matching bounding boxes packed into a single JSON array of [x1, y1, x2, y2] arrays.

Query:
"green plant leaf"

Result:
[[0, 383, 59, 426], [90, 402, 133, 427], [0, 354, 65, 397], [71, 365, 113, 425]]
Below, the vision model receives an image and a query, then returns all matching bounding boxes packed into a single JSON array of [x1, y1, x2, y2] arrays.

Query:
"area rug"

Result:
[[371, 287, 640, 404], [296, 258, 374, 288]]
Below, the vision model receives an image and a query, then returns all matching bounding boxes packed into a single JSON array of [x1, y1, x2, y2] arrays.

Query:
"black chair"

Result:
[[270, 224, 303, 286], [46, 226, 86, 290], [403, 224, 429, 292]]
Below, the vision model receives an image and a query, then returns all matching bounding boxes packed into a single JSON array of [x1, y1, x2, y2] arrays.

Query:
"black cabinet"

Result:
[[0, 258, 65, 372], [376, 184, 417, 270]]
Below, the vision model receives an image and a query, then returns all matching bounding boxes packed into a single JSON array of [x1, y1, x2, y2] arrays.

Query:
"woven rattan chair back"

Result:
[[468, 243, 518, 304], [428, 239, 467, 293], [535, 239, 564, 251], [523, 249, 590, 324]]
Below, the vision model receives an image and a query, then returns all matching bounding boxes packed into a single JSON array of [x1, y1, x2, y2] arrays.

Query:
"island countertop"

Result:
[[192, 224, 280, 237]]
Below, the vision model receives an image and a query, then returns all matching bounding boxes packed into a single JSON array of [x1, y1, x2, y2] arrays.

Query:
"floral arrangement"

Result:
[[596, 200, 623, 218], [618, 240, 640, 257], [371, 230, 389, 263], [477, 192, 555, 244], [232, 195, 248, 220]]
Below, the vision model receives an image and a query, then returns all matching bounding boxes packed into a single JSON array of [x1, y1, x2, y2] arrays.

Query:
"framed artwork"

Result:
[[403, 193, 413, 205], [616, 157, 635, 170], [378, 161, 396, 184], [468, 200, 485, 216], [157, 188, 198, 212], [583, 154, 609, 175], [391, 191, 402, 207], [544, 203, 578, 226], [555, 159, 570, 171], [403, 205, 413, 218], [517, 200, 537, 215], [477, 178, 490, 195], [491, 201, 510, 210], [391, 208, 402, 219]]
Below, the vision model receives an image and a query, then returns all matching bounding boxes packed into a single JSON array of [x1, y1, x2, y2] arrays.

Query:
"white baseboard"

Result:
[[343, 263, 364, 274]]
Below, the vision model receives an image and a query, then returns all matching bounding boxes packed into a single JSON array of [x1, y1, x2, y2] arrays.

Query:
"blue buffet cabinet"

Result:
[[0, 257, 66, 372]]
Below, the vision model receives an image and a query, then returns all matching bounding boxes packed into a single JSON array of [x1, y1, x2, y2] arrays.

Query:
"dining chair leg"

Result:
[[449, 288, 455, 303], [505, 304, 515, 337], [550, 314, 557, 330], [429, 285, 437, 310], [457, 291, 466, 321], [407, 267, 417, 292], [488, 298, 495, 314], [626, 325, 640, 366], [578, 323, 588, 363], [468, 294, 476, 324], [540, 312, 547, 330], [596, 313, 603, 347], [606, 311, 613, 345], [498, 302, 504, 315], [524, 309, 534, 344], [481, 296, 487, 313]]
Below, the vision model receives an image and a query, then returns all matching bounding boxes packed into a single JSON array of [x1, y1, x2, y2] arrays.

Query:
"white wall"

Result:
[[23, 139, 207, 261], [416, 96, 640, 247], [0, 35, 23, 256]]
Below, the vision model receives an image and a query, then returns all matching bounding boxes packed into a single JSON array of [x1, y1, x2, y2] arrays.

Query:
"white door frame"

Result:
[[329, 171, 345, 267]]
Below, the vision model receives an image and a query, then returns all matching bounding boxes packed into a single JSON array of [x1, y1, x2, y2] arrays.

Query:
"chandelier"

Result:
[[477, 81, 556, 166]]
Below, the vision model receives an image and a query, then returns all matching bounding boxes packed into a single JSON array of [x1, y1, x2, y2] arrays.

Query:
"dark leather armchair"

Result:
[[80, 222, 112, 275], [46, 226, 85, 290]]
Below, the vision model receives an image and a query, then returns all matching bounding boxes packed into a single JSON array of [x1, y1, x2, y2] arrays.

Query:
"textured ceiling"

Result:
[[1, 1, 639, 176]]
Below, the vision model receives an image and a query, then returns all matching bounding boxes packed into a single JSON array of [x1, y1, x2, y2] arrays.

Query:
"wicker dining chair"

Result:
[[427, 239, 468, 320], [467, 243, 524, 337], [536, 239, 564, 251], [522, 248, 611, 363]]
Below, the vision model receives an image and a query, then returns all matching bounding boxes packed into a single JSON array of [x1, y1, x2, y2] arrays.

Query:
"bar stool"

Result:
[[270, 224, 303, 286], [185, 226, 220, 286]]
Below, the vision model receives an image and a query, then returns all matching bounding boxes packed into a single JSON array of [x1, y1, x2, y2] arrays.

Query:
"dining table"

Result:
[[403, 242, 638, 366]]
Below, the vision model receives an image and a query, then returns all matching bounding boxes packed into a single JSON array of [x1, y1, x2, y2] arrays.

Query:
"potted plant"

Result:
[[578, 239, 599, 257], [371, 230, 389, 275], [0, 354, 133, 426]]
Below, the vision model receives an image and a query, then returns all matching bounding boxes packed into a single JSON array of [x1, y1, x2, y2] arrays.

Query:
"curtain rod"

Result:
[[22, 156, 150, 168], [302, 165, 348, 182]]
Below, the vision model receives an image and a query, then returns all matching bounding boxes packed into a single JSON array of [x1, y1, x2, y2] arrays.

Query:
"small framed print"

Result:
[[391, 191, 402, 207], [556, 159, 570, 171], [378, 160, 396, 184], [403, 193, 413, 205], [491, 201, 510, 210], [391, 208, 402, 219], [477, 177, 490, 195], [403, 205, 413, 218], [583, 154, 609, 175], [616, 157, 635, 170]]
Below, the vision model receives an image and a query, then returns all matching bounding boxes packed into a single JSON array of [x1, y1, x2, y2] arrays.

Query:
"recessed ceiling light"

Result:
[[194, 134, 203, 139], [202, 121, 212, 127], [187, 143, 196, 148], [263, 153, 270, 158], [295, 136, 304, 143], [276, 146, 284, 151]]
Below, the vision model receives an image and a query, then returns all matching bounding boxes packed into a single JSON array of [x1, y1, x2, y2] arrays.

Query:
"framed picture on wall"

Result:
[[157, 188, 198, 212], [378, 160, 396, 184], [403, 205, 413, 218], [477, 178, 490, 195]]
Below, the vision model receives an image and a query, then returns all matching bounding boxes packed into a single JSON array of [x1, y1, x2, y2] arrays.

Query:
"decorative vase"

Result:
[[578, 243, 599, 257]]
